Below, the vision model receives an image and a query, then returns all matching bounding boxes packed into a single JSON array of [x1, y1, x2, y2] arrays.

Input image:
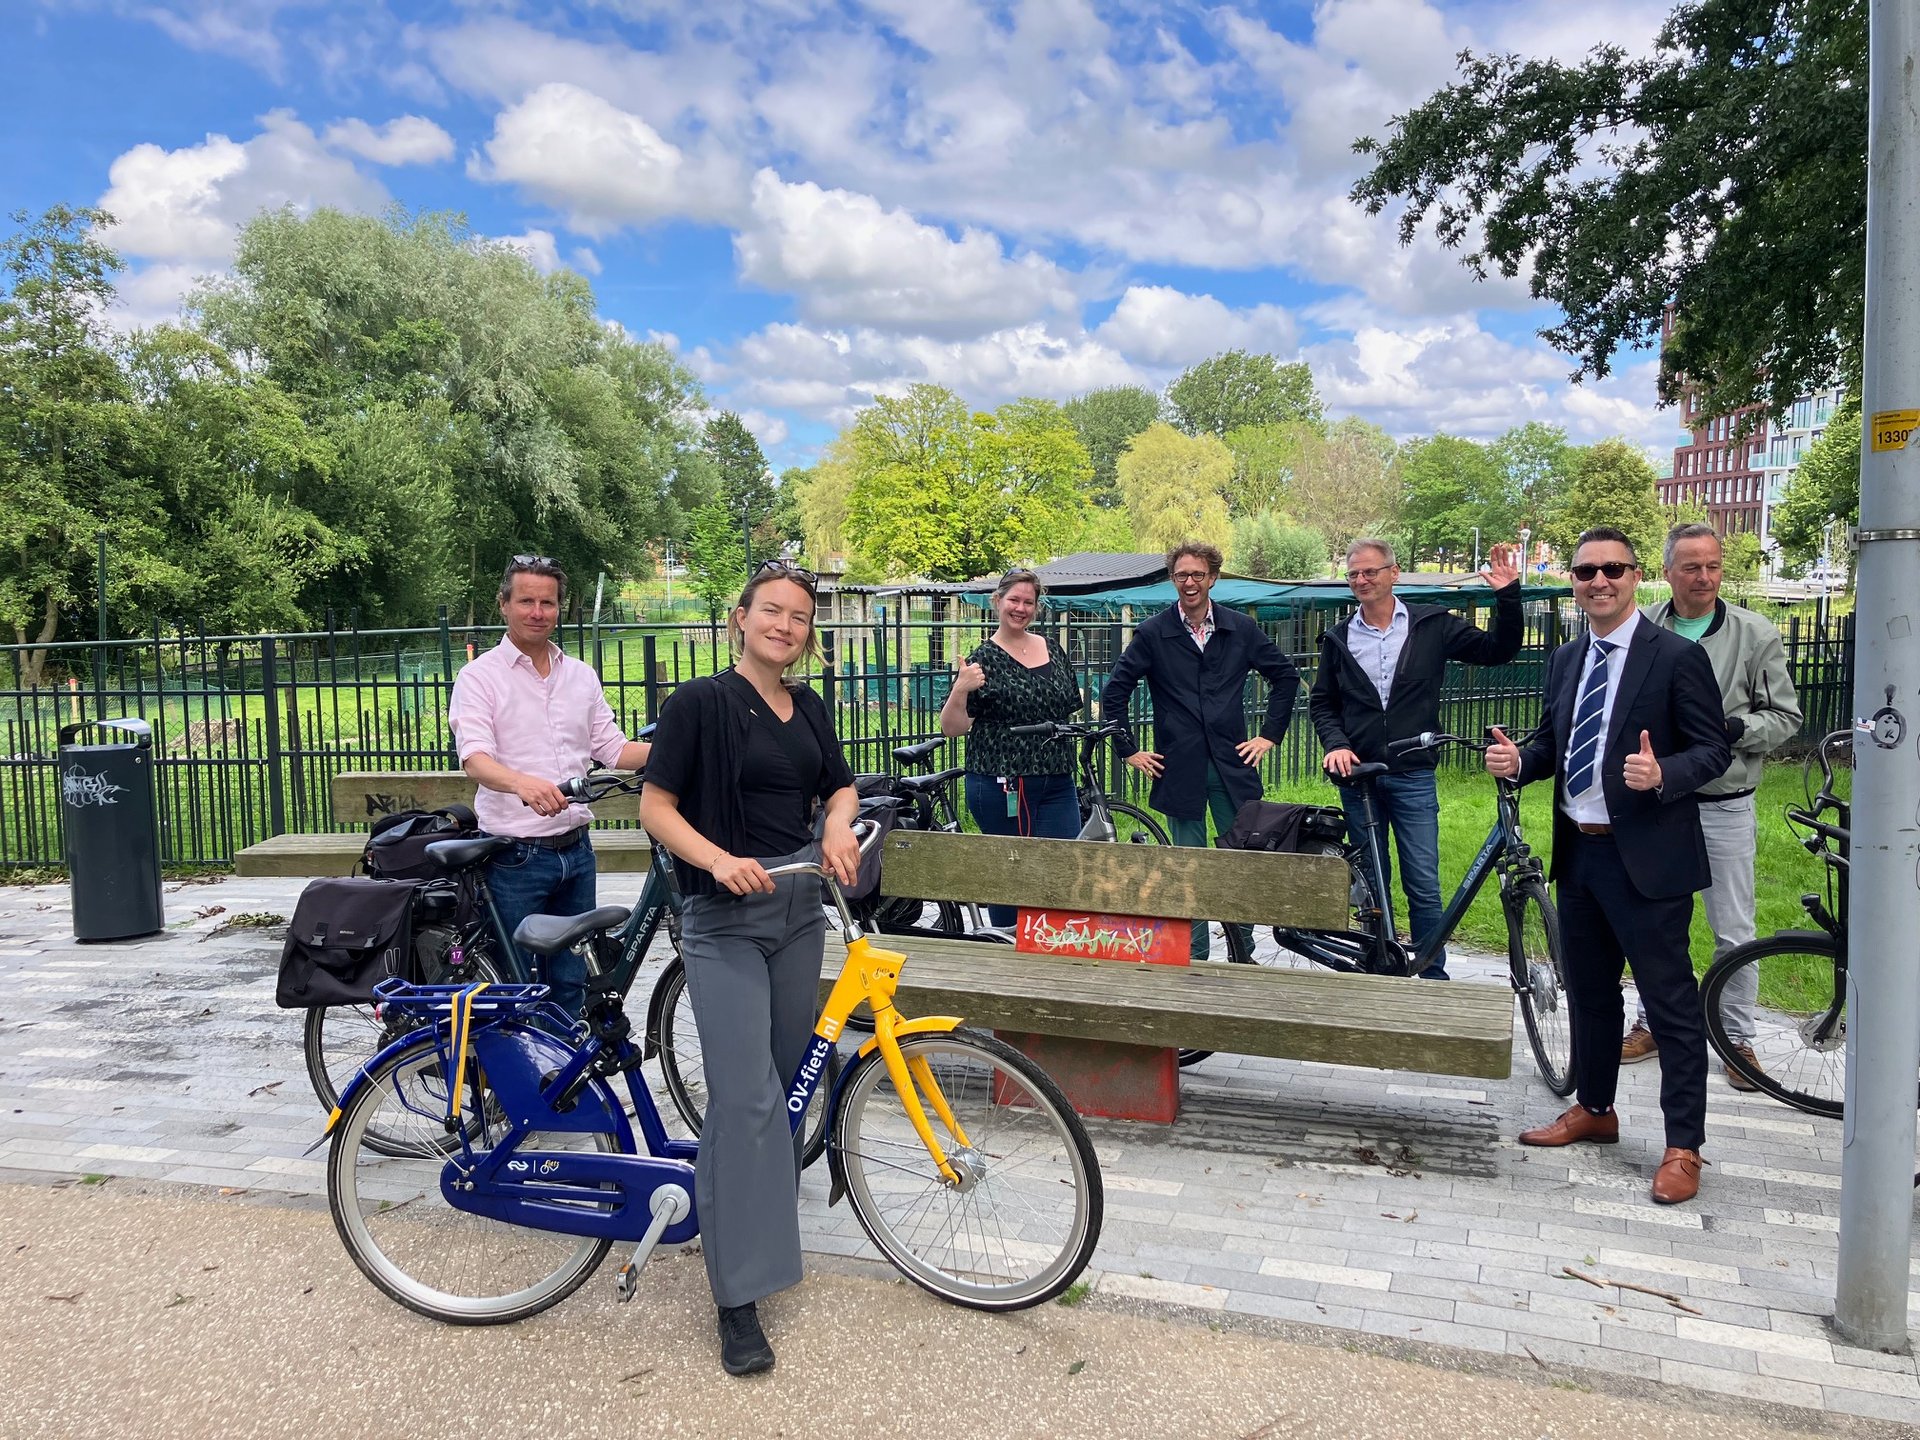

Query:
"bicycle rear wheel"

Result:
[[1102, 800, 1169, 846], [1701, 935, 1851, 1118], [328, 1036, 617, 1324], [648, 955, 834, 1167], [304, 930, 505, 1155], [1508, 880, 1574, 1096], [832, 1028, 1101, 1310]]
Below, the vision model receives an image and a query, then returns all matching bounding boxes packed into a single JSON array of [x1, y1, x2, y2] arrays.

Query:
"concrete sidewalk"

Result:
[[0, 1180, 1873, 1439], [2, 874, 1917, 1435]]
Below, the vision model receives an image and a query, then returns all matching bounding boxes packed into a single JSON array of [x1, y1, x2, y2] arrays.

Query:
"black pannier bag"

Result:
[[361, 802, 478, 881], [1220, 799, 1347, 854], [275, 877, 421, 1008]]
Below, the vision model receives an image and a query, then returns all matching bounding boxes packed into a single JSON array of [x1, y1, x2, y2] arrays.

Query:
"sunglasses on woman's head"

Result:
[[753, 558, 819, 589], [1570, 561, 1636, 581]]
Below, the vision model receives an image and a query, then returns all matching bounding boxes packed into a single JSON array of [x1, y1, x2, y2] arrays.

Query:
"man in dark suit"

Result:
[[1100, 539, 1300, 961], [1485, 527, 1730, 1204]]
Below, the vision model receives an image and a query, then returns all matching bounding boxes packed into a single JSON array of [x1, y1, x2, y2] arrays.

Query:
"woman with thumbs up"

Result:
[[938, 568, 1084, 923]]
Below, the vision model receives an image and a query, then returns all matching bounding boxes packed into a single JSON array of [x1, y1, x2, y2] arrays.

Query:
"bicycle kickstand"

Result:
[[614, 1184, 693, 1302]]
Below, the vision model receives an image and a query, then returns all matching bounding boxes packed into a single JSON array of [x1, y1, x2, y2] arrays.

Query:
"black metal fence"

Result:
[[0, 601, 1851, 868]]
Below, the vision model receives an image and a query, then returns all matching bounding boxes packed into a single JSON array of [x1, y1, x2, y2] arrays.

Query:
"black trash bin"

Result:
[[58, 717, 164, 941]]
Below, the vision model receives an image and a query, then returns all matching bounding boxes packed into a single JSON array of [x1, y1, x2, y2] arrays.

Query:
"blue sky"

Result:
[[6, 0, 1688, 468]]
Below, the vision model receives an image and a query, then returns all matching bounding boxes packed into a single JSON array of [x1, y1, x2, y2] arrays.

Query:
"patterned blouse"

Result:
[[961, 635, 1084, 777]]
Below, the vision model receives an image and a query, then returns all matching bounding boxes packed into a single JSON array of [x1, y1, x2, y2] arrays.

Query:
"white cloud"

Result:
[[321, 115, 454, 166], [491, 229, 564, 274], [138, 0, 300, 76], [1094, 285, 1298, 368], [98, 109, 386, 265], [734, 171, 1077, 335], [570, 246, 603, 276], [738, 408, 790, 449], [469, 82, 743, 234]]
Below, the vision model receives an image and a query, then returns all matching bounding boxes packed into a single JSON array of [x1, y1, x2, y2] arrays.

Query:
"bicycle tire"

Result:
[[648, 955, 834, 1168], [1508, 880, 1575, 1096], [1102, 800, 1169, 846], [304, 928, 506, 1156], [1267, 840, 1391, 973], [1701, 934, 1855, 1119], [831, 1027, 1102, 1311], [328, 1035, 617, 1324]]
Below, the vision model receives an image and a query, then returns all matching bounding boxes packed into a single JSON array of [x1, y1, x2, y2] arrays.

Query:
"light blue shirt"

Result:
[[1348, 599, 1409, 705]]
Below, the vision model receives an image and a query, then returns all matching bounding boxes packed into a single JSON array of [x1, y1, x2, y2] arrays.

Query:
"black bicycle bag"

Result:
[[361, 802, 479, 880], [1220, 799, 1346, 853], [275, 877, 422, 1008]]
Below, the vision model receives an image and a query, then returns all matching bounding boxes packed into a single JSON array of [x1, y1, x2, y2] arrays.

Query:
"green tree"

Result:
[[1167, 351, 1323, 439], [1490, 422, 1578, 537], [702, 411, 776, 562], [0, 205, 149, 682], [1721, 530, 1764, 602], [1114, 423, 1231, 554], [1398, 435, 1515, 568], [1230, 511, 1325, 580], [1544, 439, 1666, 568], [842, 387, 1089, 580], [1771, 395, 1861, 576], [685, 497, 747, 622], [1352, 0, 1867, 422], [1285, 418, 1401, 561], [1223, 420, 1319, 519], [1062, 385, 1161, 507], [785, 451, 855, 567]]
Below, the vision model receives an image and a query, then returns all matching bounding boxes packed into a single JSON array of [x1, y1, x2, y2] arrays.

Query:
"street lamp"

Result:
[[1518, 526, 1532, 574], [1471, 526, 1481, 573]]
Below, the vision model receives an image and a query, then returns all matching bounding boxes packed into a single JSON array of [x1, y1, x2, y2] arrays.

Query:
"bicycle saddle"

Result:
[[895, 766, 963, 795], [513, 906, 631, 956], [424, 835, 517, 870], [892, 738, 945, 767], [1327, 761, 1391, 785]]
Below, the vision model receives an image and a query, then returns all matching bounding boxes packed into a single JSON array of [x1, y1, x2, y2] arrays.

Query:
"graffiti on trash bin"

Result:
[[63, 764, 128, 807]]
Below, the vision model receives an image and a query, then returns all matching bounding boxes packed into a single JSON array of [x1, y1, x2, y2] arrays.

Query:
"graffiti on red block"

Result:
[[1018, 911, 1160, 960]]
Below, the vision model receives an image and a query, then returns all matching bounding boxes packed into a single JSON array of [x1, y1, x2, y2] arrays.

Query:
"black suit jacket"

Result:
[[1516, 621, 1731, 900], [1099, 605, 1300, 822]]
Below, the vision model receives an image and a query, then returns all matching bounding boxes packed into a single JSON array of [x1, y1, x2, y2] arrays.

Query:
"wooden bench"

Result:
[[232, 771, 647, 876], [824, 830, 1514, 1118]]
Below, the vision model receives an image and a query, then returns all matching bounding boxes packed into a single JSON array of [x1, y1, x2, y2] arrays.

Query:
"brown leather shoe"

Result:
[[1620, 1023, 1658, 1064], [1652, 1148, 1704, 1204], [1725, 1043, 1761, 1092], [1518, 1105, 1619, 1147]]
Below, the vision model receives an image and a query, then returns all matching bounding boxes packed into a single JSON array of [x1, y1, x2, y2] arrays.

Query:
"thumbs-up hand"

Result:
[[1485, 725, 1521, 780], [1623, 730, 1663, 792], [953, 659, 987, 695]]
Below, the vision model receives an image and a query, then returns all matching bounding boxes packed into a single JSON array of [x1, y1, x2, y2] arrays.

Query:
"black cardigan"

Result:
[[645, 671, 855, 896]]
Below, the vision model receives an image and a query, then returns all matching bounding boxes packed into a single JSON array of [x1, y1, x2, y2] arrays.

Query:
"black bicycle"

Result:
[[1005, 719, 1170, 845], [1243, 731, 1575, 1095]]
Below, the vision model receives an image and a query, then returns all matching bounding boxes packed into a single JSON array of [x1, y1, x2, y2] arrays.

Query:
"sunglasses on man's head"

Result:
[[509, 553, 561, 570], [754, 558, 819, 589], [1570, 561, 1636, 581]]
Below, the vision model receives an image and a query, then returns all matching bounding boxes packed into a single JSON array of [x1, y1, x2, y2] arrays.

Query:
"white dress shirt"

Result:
[[1561, 610, 1641, 825], [1348, 599, 1409, 706]]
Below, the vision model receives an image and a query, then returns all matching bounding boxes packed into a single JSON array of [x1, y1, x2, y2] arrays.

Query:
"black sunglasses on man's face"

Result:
[[1569, 561, 1636, 582]]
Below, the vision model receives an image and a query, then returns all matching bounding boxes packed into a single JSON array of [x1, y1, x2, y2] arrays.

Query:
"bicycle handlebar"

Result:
[[1386, 730, 1491, 757], [559, 770, 645, 802], [762, 817, 885, 881], [1007, 720, 1128, 739]]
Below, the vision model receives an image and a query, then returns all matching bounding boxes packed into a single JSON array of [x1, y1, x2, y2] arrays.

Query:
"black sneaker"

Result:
[[717, 1303, 775, 1376]]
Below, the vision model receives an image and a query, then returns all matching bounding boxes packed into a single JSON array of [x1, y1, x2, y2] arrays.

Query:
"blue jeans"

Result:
[[1339, 769, 1447, 978], [485, 833, 599, 1017], [965, 772, 1080, 926], [1165, 763, 1256, 964]]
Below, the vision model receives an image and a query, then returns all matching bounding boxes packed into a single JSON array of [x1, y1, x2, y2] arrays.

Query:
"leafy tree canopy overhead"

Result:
[[1167, 351, 1323, 440], [1352, 0, 1867, 423]]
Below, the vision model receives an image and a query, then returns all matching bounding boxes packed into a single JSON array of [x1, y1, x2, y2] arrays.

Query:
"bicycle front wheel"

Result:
[[328, 1036, 617, 1324], [1508, 880, 1574, 1096], [1103, 800, 1169, 846], [1701, 935, 1850, 1118], [304, 930, 505, 1155], [832, 1028, 1102, 1311], [649, 955, 834, 1167]]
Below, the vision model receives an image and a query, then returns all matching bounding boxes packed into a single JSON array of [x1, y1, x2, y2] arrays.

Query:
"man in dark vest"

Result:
[[1310, 537, 1524, 978], [1100, 540, 1300, 961]]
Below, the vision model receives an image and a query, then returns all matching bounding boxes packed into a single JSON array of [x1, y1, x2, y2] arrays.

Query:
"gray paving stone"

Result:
[[1501, 1332, 1664, 1382], [1219, 1290, 1366, 1330], [1657, 1358, 1825, 1407]]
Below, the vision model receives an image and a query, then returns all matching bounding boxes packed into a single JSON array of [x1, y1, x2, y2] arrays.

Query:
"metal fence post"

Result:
[[261, 634, 286, 837]]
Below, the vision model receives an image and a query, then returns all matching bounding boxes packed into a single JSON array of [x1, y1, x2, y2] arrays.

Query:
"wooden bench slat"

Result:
[[233, 829, 654, 877], [328, 771, 641, 825], [824, 935, 1514, 1079], [879, 830, 1351, 930]]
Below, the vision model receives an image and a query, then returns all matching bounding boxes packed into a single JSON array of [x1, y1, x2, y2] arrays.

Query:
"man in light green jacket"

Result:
[[1621, 524, 1803, 1087]]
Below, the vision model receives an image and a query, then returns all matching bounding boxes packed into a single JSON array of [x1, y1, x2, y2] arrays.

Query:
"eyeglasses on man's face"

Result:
[[1345, 565, 1394, 583], [1570, 561, 1637, 582], [1170, 570, 1212, 586]]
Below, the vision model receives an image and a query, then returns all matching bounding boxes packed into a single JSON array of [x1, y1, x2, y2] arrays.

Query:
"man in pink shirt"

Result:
[[447, 555, 650, 1017]]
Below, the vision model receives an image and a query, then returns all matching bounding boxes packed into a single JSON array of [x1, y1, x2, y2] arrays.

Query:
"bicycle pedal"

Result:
[[615, 1263, 638, 1303]]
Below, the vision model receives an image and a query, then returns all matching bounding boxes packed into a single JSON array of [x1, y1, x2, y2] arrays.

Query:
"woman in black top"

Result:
[[938, 568, 1083, 923], [639, 562, 858, 1377]]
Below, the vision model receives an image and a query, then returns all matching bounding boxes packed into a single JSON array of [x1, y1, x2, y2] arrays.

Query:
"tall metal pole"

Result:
[[93, 529, 108, 720], [1835, 0, 1920, 1353]]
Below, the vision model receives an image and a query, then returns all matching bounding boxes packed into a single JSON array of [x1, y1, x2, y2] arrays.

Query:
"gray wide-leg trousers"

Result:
[[677, 847, 826, 1308]]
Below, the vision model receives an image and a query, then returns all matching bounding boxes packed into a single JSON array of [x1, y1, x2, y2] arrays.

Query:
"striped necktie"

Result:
[[1564, 639, 1617, 798]]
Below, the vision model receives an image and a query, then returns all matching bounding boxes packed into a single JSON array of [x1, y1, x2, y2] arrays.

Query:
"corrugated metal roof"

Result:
[[1031, 552, 1168, 588]]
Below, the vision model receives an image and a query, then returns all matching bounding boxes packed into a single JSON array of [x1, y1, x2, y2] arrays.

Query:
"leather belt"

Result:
[[520, 826, 589, 851], [1575, 822, 1613, 836]]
